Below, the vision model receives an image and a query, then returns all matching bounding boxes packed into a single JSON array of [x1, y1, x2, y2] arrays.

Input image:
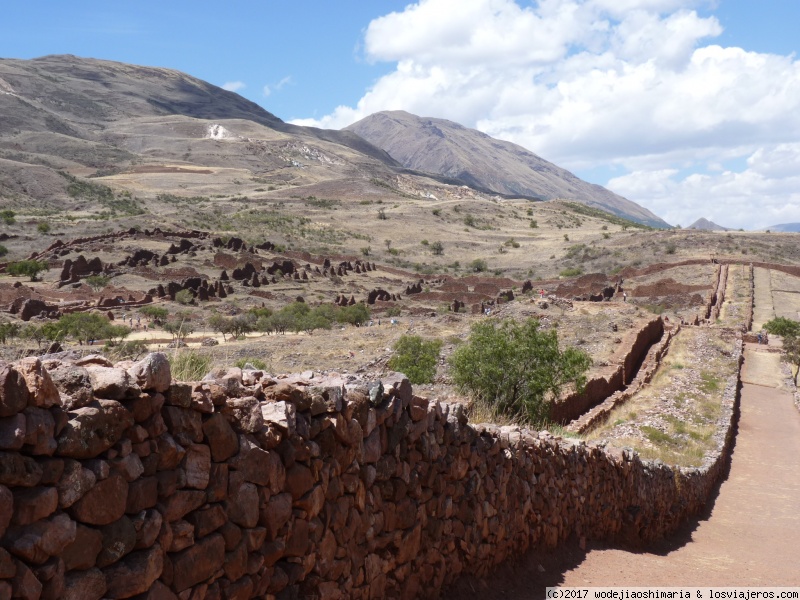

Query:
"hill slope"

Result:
[[344, 110, 669, 228]]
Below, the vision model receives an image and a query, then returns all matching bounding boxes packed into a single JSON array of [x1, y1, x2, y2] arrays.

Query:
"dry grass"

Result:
[[586, 327, 737, 467]]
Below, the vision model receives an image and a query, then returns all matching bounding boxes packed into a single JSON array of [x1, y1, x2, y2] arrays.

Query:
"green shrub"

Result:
[[1, 210, 15, 225], [559, 267, 583, 277], [37, 222, 51, 234], [85, 275, 110, 291], [0, 244, 7, 257], [470, 258, 488, 272], [175, 289, 194, 305], [388, 335, 443, 384], [450, 318, 591, 424]]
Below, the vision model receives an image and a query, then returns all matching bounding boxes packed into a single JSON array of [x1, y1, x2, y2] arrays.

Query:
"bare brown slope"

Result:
[[345, 110, 669, 228]]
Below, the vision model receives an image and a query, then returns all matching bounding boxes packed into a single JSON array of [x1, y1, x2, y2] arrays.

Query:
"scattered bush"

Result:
[[37, 222, 51, 234], [388, 335, 443, 384], [559, 267, 583, 277], [470, 258, 488, 272], [0, 244, 7, 257], [1, 210, 15, 225]]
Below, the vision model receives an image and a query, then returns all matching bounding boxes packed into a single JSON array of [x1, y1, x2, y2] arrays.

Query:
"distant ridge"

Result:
[[345, 110, 669, 228], [764, 223, 800, 232], [687, 218, 730, 231]]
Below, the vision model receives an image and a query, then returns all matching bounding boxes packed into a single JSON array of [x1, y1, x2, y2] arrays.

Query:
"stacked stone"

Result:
[[0, 351, 736, 599]]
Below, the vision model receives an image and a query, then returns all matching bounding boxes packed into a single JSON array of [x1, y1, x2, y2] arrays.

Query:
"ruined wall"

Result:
[[0, 348, 738, 600], [550, 318, 664, 424]]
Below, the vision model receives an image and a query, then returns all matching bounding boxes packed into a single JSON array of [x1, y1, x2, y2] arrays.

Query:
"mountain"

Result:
[[0, 54, 404, 211], [344, 110, 669, 228], [0, 55, 667, 234], [764, 223, 800, 232], [687, 218, 730, 231]]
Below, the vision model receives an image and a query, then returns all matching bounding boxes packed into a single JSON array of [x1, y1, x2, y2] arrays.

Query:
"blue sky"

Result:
[[3, 1, 800, 229]]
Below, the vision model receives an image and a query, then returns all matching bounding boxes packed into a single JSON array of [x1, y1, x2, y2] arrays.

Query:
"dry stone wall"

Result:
[[0, 349, 738, 600]]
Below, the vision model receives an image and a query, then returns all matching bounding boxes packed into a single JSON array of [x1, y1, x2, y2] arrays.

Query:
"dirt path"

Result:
[[448, 344, 800, 598]]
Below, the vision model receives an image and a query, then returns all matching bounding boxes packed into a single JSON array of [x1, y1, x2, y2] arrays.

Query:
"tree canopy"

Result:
[[450, 317, 591, 424]]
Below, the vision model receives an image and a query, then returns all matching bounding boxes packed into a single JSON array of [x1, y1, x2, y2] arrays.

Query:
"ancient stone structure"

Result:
[[0, 345, 740, 599]]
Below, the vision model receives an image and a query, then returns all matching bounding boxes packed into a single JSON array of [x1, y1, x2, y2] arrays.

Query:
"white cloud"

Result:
[[290, 0, 800, 230], [222, 81, 246, 92], [263, 76, 293, 98]]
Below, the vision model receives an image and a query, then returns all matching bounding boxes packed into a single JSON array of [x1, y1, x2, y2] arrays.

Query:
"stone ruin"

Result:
[[0, 351, 737, 599], [366, 289, 399, 304]]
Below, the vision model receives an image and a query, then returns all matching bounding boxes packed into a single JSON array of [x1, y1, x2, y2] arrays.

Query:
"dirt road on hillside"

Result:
[[447, 344, 800, 598]]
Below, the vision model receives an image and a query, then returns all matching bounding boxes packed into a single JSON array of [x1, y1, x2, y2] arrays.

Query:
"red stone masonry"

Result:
[[0, 345, 740, 599]]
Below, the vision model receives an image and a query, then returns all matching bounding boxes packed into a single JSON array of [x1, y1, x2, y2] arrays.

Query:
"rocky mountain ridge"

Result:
[[0, 55, 667, 228], [345, 110, 668, 228]]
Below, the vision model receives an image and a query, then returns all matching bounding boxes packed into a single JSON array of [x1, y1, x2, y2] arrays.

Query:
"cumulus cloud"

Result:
[[290, 0, 800, 230], [221, 81, 246, 92]]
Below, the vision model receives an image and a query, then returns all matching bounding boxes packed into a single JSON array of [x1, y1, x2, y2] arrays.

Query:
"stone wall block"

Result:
[[56, 400, 134, 459], [155, 434, 186, 471], [165, 383, 192, 408], [260, 400, 295, 436], [128, 353, 172, 394], [182, 444, 210, 490], [69, 474, 128, 525], [103, 543, 164, 599], [84, 366, 139, 401], [11, 486, 58, 526], [158, 490, 206, 523], [17, 358, 60, 409], [161, 407, 202, 446], [4, 513, 76, 565], [170, 532, 225, 593], [0, 414, 26, 451], [63, 567, 106, 600], [61, 523, 103, 571], [222, 397, 264, 433], [201, 413, 238, 462], [56, 460, 96, 509], [0, 364, 29, 417]]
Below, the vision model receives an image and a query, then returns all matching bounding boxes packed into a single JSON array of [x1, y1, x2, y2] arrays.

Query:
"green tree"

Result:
[[0, 321, 21, 344], [139, 305, 169, 325], [431, 241, 444, 255], [450, 318, 591, 424], [388, 335, 443, 384], [58, 312, 125, 345], [208, 313, 233, 341], [7, 260, 48, 281], [85, 275, 110, 291], [337, 303, 370, 326], [782, 334, 800, 385], [763, 317, 800, 338]]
